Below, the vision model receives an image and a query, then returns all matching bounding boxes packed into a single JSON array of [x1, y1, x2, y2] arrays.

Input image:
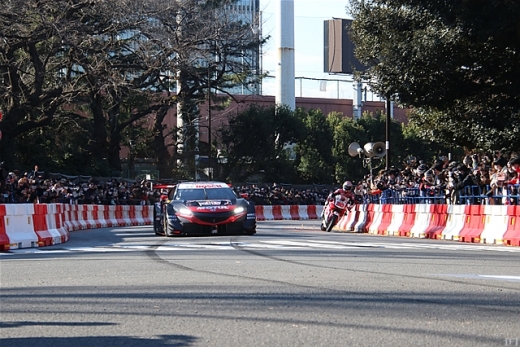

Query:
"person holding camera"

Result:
[[489, 157, 508, 204], [450, 164, 479, 204]]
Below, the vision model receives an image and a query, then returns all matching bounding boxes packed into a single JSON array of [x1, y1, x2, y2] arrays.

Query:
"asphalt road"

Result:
[[1, 220, 519, 347]]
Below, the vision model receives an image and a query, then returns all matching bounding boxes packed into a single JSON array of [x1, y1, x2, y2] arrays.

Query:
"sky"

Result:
[[259, 0, 360, 99]]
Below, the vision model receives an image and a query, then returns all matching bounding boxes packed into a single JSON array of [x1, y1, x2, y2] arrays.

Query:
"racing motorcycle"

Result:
[[320, 195, 352, 232]]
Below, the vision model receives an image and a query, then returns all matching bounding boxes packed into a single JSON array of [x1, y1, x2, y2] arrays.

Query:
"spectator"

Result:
[[489, 157, 508, 204]]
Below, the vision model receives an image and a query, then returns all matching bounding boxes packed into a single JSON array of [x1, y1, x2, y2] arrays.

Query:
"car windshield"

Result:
[[174, 188, 237, 201]]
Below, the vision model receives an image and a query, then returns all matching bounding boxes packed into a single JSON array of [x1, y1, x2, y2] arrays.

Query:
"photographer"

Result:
[[451, 164, 480, 204], [489, 157, 508, 204]]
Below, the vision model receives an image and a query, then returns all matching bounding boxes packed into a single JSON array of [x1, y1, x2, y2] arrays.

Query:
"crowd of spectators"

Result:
[[232, 183, 330, 206], [0, 165, 152, 205], [1, 149, 519, 206], [364, 150, 520, 205]]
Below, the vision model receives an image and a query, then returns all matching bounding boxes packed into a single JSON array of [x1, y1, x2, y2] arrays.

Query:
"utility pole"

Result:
[[208, 65, 212, 180], [385, 96, 391, 170]]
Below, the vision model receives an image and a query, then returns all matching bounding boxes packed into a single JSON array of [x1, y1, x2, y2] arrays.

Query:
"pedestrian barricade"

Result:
[[503, 205, 520, 246], [315, 205, 324, 220], [353, 204, 368, 232], [423, 204, 448, 239], [280, 205, 292, 220], [410, 204, 432, 238], [0, 204, 156, 250], [46, 204, 68, 244], [93, 205, 109, 228], [459, 205, 485, 243], [255, 205, 266, 221], [262, 205, 274, 220], [3, 204, 38, 249], [105, 205, 119, 227], [343, 206, 359, 231], [367, 204, 383, 235], [1, 202, 519, 249], [376, 204, 394, 235], [397, 204, 416, 237], [32, 204, 54, 246], [0, 205, 8, 250], [441, 204, 466, 241], [289, 205, 301, 220], [480, 205, 509, 245], [271, 205, 284, 220], [386, 205, 405, 236]]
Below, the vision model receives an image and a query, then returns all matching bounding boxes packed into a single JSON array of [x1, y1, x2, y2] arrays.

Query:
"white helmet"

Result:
[[343, 181, 353, 191]]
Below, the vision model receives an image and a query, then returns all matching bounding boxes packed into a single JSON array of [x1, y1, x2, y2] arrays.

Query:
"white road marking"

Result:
[[435, 274, 520, 282], [2, 239, 520, 255]]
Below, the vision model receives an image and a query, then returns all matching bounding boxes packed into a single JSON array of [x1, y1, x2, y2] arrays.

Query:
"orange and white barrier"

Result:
[[331, 203, 519, 247], [397, 204, 416, 237], [281, 205, 293, 220], [261, 205, 274, 220], [46, 204, 68, 244], [0, 204, 154, 250], [441, 204, 466, 241], [2, 202, 518, 249], [423, 204, 448, 239], [3, 204, 39, 249], [459, 205, 485, 243], [375, 205, 394, 236], [478, 205, 508, 245], [32, 204, 54, 247], [410, 204, 433, 238], [255, 205, 266, 221], [386, 205, 405, 236], [504, 205, 520, 246], [353, 204, 368, 232], [272, 205, 284, 220], [367, 204, 384, 235]]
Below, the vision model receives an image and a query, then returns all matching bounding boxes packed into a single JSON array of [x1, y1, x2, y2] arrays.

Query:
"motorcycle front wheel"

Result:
[[326, 214, 338, 232]]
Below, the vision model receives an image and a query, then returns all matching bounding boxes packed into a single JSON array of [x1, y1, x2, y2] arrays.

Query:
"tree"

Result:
[[294, 109, 334, 184], [215, 105, 303, 183], [348, 0, 520, 151], [0, 0, 265, 177], [0, 0, 167, 173], [146, 0, 266, 179]]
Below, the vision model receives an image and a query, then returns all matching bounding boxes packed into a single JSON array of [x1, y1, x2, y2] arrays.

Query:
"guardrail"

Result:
[[365, 184, 520, 205], [0, 204, 153, 251], [1, 201, 518, 250]]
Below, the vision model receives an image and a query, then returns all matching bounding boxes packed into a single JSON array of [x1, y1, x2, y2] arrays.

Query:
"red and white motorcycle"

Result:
[[320, 195, 352, 232]]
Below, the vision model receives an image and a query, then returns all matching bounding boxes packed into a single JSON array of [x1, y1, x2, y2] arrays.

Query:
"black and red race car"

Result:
[[153, 181, 256, 236]]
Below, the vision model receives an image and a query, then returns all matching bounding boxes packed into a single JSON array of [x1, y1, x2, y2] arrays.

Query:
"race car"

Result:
[[153, 181, 256, 236]]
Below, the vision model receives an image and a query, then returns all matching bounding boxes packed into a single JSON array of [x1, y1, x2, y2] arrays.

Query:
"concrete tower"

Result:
[[275, 0, 295, 110]]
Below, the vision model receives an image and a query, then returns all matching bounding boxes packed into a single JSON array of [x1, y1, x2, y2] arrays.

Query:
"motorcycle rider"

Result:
[[321, 181, 356, 218], [328, 181, 356, 204]]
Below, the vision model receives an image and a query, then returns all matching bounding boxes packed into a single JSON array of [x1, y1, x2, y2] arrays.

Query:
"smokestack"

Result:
[[275, 0, 295, 110]]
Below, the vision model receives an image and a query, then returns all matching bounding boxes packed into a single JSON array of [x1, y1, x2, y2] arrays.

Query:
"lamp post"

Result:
[[208, 65, 212, 180]]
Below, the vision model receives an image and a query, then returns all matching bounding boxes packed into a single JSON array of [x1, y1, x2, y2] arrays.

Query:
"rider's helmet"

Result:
[[342, 181, 353, 191]]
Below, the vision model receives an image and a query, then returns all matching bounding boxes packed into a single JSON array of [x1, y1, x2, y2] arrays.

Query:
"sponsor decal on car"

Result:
[[179, 182, 229, 189], [194, 200, 232, 206], [195, 205, 234, 212]]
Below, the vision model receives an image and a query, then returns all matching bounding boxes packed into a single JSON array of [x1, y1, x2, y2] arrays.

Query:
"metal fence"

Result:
[[365, 184, 520, 205]]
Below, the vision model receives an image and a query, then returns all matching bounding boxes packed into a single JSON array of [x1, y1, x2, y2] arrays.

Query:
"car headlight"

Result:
[[177, 208, 193, 217], [234, 206, 245, 214]]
